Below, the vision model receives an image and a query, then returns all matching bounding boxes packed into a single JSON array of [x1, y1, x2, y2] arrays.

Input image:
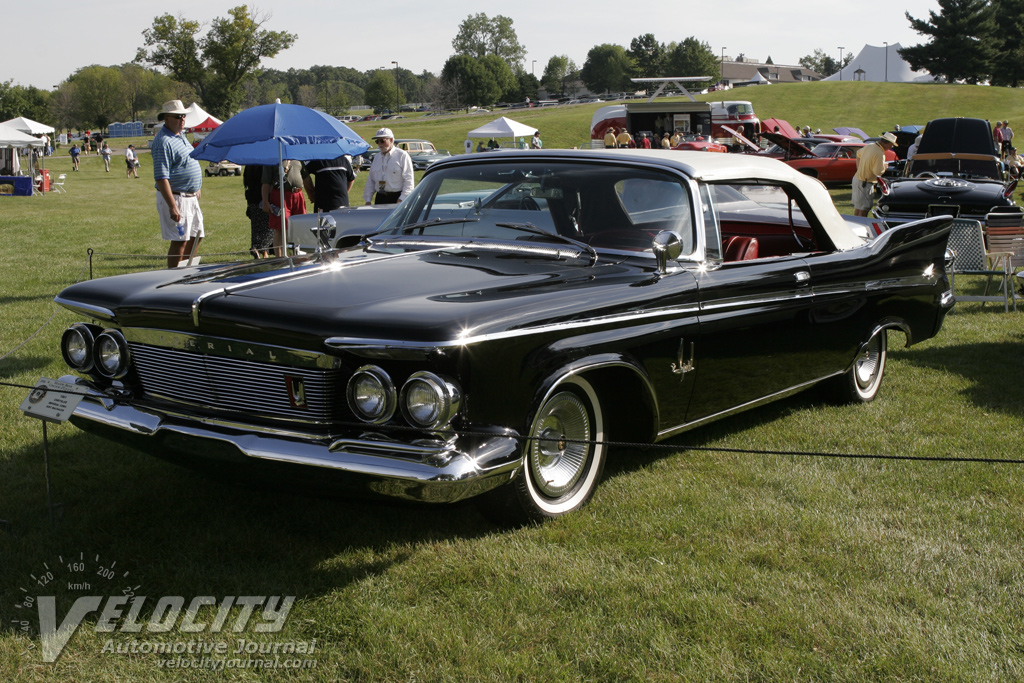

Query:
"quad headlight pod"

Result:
[[93, 329, 131, 378], [346, 365, 397, 424], [400, 372, 461, 430], [60, 323, 99, 372]]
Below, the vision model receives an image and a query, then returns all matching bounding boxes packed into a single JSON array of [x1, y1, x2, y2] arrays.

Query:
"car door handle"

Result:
[[795, 271, 811, 285]]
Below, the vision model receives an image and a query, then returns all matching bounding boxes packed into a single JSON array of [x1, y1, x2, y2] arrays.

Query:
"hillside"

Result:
[[344, 82, 1024, 153]]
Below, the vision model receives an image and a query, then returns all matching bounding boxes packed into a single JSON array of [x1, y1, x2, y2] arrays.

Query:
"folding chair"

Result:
[[51, 173, 67, 193], [947, 218, 1013, 311], [985, 208, 1024, 308]]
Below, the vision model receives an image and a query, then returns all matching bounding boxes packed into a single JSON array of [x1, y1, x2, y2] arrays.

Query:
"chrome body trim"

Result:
[[656, 374, 839, 440], [122, 328, 341, 369], [54, 296, 117, 323], [60, 376, 522, 504], [325, 302, 702, 351]]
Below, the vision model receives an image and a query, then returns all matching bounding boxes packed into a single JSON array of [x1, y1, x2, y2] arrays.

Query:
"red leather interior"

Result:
[[723, 236, 759, 261]]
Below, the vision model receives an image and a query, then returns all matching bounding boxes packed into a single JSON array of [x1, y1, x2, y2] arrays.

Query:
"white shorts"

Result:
[[851, 178, 876, 212], [157, 192, 205, 241]]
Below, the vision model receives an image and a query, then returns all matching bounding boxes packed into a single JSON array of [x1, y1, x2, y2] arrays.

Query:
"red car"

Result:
[[673, 134, 728, 153], [760, 133, 896, 185]]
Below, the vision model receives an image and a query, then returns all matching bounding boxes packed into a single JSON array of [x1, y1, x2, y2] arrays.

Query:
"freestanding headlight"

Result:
[[401, 372, 461, 430], [93, 329, 131, 379], [347, 365, 397, 424], [61, 323, 97, 372]]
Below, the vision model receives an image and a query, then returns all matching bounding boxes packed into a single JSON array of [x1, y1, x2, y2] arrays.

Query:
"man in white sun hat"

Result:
[[362, 127, 414, 205], [152, 99, 204, 268], [852, 131, 896, 217]]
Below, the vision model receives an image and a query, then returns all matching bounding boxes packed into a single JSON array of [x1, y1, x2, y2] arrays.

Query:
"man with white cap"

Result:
[[363, 127, 414, 205], [152, 99, 204, 268], [852, 131, 897, 217]]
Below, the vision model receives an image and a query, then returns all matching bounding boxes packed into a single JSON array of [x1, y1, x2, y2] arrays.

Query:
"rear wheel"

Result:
[[480, 376, 607, 524], [827, 331, 887, 403]]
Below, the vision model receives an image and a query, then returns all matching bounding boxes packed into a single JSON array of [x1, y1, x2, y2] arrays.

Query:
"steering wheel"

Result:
[[915, 172, 938, 179], [519, 197, 540, 211]]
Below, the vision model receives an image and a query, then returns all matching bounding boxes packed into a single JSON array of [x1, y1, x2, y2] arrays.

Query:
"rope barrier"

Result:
[[1, 379, 1022, 466]]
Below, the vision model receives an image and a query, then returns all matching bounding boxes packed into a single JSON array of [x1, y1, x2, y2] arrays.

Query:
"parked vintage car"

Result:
[[53, 150, 954, 522], [204, 160, 242, 177], [672, 134, 728, 153], [360, 138, 447, 171], [875, 118, 1017, 225], [758, 133, 896, 185]]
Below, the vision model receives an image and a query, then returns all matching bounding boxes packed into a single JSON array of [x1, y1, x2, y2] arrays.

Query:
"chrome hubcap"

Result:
[[530, 392, 591, 498]]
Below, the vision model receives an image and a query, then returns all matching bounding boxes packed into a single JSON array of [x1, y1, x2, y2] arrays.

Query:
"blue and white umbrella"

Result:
[[191, 102, 370, 250]]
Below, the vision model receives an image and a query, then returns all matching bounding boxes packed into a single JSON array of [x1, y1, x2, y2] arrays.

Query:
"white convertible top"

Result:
[[498, 149, 866, 251]]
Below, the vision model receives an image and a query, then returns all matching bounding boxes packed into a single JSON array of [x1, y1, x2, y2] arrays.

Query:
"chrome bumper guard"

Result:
[[60, 376, 522, 503]]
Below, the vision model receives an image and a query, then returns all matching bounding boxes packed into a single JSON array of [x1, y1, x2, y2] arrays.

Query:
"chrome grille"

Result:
[[129, 343, 341, 422]]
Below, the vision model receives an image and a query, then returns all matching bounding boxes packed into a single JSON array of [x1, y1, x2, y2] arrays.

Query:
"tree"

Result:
[[481, 54, 517, 102], [0, 80, 51, 123], [900, 0, 996, 84], [452, 13, 527, 72], [581, 44, 634, 95], [68, 66, 129, 129], [628, 34, 665, 78], [990, 0, 1024, 87], [798, 48, 849, 76], [541, 55, 579, 96], [136, 5, 296, 118], [663, 38, 719, 81], [441, 55, 501, 109], [364, 69, 400, 114]]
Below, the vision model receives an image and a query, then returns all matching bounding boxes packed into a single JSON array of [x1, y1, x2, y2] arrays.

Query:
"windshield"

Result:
[[373, 160, 696, 255]]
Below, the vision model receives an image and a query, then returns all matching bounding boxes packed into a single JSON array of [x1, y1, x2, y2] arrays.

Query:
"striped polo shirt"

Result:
[[151, 125, 202, 194]]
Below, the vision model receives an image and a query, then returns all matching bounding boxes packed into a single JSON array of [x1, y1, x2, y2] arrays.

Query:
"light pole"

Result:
[[532, 60, 536, 76], [882, 42, 888, 82], [838, 47, 844, 80], [721, 47, 726, 85], [391, 61, 399, 114]]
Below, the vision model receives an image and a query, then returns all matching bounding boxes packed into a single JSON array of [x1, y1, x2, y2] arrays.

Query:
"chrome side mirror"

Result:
[[311, 215, 338, 253], [652, 231, 683, 274]]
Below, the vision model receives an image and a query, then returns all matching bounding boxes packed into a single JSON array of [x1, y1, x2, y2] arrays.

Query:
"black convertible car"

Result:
[[875, 117, 1017, 225], [54, 150, 954, 522]]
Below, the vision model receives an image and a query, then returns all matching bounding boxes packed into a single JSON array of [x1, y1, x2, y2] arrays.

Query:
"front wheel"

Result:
[[480, 376, 607, 524], [826, 331, 888, 403]]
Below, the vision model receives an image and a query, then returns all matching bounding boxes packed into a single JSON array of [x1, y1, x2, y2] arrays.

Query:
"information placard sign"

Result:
[[20, 378, 84, 423]]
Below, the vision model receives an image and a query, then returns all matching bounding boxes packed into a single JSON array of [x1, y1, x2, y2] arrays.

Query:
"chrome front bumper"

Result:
[[60, 376, 522, 503]]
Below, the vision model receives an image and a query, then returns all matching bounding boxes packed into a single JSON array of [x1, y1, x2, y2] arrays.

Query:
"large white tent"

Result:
[[0, 122, 46, 148], [824, 43, 934, 83], [184, 102, 223, 131], [468, 116, 538, 138], [2, 116, 55, 135]]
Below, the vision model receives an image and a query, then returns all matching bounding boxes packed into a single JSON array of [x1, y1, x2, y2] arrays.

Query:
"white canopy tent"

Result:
[[184, 102, 223, 130], [467, 116, 538, 139], [0, 122, 46, 148], [0, 122, 46, 181], [824, 43, 934, 83], [2, 116, 55, 135]]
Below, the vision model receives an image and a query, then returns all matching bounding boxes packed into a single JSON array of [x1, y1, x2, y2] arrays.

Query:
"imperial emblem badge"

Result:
[[284, 376, 307, 409]]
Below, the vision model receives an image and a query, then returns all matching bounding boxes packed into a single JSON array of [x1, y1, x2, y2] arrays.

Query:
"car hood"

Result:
[[55, 245, 673, 349], [759, 132, 814, 158]]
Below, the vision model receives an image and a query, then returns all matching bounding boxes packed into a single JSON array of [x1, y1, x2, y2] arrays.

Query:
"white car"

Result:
[[205, 161, 241, 177]]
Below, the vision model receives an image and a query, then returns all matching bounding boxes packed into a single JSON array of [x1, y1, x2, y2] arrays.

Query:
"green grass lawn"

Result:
[[2, 84, 1024, 682]]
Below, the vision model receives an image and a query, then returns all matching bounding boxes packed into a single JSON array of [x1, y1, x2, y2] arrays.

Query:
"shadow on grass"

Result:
[[0, 429, 495, 636], [892, 336, 1024, 419], [0, 355, 58, 379]]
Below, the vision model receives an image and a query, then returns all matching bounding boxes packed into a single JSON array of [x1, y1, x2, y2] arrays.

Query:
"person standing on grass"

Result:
[[69, 143, 80, 171], [152, 99, 204, 269], [125, 144, 139, 178], [100, 142, 112, 172], [363, 128, 414, 205], [853, 132, 897, 217]]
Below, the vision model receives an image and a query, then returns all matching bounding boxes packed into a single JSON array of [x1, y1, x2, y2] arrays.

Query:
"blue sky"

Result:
[[9, 0, 940, 89]]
